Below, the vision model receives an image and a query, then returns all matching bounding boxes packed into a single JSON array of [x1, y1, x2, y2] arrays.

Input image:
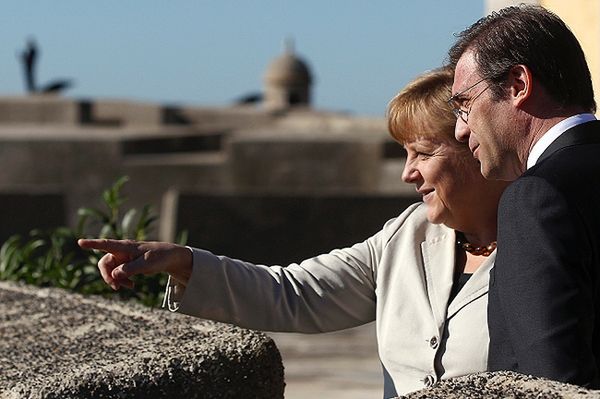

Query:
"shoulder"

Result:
[[499, 175, 568, 217], [497, 174, 585, 253], [529, 127, 600, 186], [506, 136, 600, 213], [379, 202, 451, 244], [502, 174, 557, 198], [381, 202, 430, 231]]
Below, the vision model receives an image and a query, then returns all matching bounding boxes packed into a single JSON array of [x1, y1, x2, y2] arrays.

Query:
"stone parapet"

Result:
[[88, 99, 162, 126], [0, 281, 284, 398], [401, 371, 600, 398], [0, 96, 81, 125]]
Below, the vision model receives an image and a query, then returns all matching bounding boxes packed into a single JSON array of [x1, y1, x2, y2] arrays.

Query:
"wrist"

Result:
[[169, 245, 193, 285]]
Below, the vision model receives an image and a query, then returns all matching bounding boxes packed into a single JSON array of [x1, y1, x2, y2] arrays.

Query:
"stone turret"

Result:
[[264, 40, 313, 110]]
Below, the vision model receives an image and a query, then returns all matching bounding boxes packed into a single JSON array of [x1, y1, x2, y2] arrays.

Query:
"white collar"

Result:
[[527, 113, 597, 169]]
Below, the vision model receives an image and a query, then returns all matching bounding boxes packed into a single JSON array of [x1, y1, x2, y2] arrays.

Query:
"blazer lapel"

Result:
[[538, 120, 600, 164], [421, 231, 456, 330], [446, 253, 495, 318]]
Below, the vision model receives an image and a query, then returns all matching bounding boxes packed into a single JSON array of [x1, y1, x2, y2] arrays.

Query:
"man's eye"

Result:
[[417, 152, 432, 158], [457, 96, 469, 107]]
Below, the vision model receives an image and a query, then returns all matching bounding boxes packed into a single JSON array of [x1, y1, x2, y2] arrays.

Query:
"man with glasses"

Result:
[[448, 4, 600, 388]]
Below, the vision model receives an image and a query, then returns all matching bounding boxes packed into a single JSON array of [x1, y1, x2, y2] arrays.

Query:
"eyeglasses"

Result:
[[447, 78, 489, 123]]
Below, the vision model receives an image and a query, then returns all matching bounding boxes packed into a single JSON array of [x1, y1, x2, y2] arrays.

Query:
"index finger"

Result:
[[78, 238, 145, 267], [78, 238, 137, 252]]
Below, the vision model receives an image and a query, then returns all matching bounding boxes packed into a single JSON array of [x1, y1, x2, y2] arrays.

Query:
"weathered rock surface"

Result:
[[401, 370, 600, 399], [0, 281, 284, 398]]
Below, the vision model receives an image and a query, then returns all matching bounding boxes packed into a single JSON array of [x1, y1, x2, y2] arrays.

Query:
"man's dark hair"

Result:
[[449, 5, 596, 113]]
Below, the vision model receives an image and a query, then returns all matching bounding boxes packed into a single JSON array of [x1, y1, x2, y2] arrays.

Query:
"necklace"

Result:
[[456, 232, 497, 256]]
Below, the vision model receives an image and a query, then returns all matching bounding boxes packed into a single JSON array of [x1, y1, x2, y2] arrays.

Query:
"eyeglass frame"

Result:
[[447, 77, 490, 123]]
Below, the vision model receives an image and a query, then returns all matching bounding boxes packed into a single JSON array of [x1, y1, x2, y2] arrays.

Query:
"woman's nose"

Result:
[[401, 160, 419, 183], [454, 117, 471, 143]]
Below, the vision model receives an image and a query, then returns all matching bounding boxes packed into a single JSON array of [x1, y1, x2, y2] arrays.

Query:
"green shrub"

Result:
[[0, 176, 175, 307]]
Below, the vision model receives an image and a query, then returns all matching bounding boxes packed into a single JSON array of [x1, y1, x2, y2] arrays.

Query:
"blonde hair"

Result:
[[387, 66, 457, 144]]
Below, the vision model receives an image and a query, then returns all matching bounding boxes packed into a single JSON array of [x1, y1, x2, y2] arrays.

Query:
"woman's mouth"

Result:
[[422, 190, 434, 202]]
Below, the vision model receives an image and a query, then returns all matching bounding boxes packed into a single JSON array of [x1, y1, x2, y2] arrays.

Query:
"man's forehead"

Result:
[[452, 51, 480, 92]]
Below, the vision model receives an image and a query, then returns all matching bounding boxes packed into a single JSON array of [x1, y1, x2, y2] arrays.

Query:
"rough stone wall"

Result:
[[227, 132, 383, 192], [0, 281, 284, 399], [400, 371, 600, 399]]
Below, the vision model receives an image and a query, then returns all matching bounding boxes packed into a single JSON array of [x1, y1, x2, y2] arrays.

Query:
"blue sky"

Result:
[[1, 1, 483, 116]]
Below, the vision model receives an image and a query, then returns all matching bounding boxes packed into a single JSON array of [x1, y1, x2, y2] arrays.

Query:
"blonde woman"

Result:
[[79, 67, 508, 397]]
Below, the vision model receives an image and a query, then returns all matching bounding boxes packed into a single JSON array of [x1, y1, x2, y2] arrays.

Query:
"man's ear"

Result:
[[506, 64, 532, 107]]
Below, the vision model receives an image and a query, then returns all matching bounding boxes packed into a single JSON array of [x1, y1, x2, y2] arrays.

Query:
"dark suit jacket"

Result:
[[488, 120, 600, 387]]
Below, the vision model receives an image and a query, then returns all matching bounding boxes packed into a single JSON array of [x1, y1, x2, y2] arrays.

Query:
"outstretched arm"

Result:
[[78, 237, 378, 332], [78, 203, 421, 333]]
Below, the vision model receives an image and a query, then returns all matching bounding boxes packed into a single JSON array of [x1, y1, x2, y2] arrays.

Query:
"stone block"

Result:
[[175, 106, 275, 129], [0, 137, 123, 228], [123, 152, 230, 241], [0, 96, 81, 125], [400, 371, 600, 398], [90, 100, 162, 126], [228, 132, 383, 191], [0, 281, 284, 398]]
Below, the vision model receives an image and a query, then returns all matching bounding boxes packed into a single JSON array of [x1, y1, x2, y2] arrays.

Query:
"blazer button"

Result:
[[424, 374, 435, 387], [429, 336, 439, 349]]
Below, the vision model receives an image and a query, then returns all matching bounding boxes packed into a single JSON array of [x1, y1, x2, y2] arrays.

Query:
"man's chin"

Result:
[[479, 160, 497, 180], [480, 162, 516, 181]]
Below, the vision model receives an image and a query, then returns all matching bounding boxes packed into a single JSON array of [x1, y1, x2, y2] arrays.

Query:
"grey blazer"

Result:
[[165, 203, 493, 397]]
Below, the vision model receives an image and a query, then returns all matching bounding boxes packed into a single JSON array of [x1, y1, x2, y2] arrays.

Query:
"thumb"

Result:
[[111, 250, 164, 281], [110, 255, 148, 289], [111, 267, 135, 290]]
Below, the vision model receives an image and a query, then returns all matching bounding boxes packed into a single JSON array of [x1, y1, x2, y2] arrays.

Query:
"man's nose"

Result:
[[454, 117, 471, 143]]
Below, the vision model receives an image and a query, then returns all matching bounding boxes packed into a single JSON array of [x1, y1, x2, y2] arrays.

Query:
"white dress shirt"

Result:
[[527, 113, 597, 169]]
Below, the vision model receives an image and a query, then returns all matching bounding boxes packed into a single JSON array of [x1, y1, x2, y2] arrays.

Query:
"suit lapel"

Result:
[[538, 120, 600, 165], [421, 231, 456, 330]]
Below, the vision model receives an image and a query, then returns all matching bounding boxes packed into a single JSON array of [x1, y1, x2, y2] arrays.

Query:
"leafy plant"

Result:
[[0, 228, 106, 294], [77, 176, 156, 240], [0, 176, 176, 307]]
